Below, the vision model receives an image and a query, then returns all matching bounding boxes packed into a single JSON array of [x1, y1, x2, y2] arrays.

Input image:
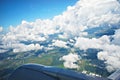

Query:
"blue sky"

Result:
[[0, 0, 78, 28]]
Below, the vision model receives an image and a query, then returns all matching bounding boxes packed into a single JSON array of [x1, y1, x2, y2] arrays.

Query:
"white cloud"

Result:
[[97, 45, 120, 72], [97, 29, 120, 72], [52, 40, 68, 48], [75, 35, 120, 72], [53, 0, 120, 35], [32, 19, 58, 35], [13, 43, 42, 53], [0, 27, 3, 32], [74, 35, 110, 50], [60, 53, 80, 69]]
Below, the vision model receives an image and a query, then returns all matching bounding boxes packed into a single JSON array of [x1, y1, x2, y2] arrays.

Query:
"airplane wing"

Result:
[[8, 63, 119, 80], [108, 69, 120, 80]]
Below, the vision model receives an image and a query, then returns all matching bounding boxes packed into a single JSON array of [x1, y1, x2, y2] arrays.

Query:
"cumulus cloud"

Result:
[[13, 43, 43, 53], [97, 29, 120, 72], [1, 20, 51, 52], [97, 45, 120, 72], [60, 53, 80, 69], [103, 30, 120, 72], [52, 40, 68, 48], [74, 34, 120, 72], [74, 35, 110, 50], [53, 0, 120, 36]]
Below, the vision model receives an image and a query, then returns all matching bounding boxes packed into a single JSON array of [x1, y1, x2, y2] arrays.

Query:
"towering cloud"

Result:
[[53, 0, 120, 37]]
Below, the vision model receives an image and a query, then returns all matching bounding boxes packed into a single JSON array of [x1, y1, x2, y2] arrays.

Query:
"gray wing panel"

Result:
[[8, 67, 57, 80], [108, 69, 120, 80]]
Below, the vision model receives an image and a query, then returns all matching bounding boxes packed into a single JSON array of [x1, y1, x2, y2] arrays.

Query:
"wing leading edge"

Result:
[[8, 63, 119, 80]]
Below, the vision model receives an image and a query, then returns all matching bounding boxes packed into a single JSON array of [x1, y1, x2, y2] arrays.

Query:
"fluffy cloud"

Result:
[[75, 34, 120, 72], [74, 35, 110, 50], [97, 45, 120, 72], [1, 20, 53, 52], [60, 53, 80, 69], [53, 0, 120, 37], [13, 43, 42, 53], [98, 29, 120, 72], [97, 29, 120, 72], [52, 40, 68, 48]]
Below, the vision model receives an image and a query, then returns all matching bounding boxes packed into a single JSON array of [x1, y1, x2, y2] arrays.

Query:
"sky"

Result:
[[0, 0, 78, 28]]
